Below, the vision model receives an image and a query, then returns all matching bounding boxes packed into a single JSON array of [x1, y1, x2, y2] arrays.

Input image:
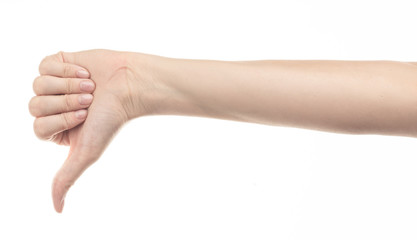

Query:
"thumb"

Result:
[[51, 99, 126, 213], [51, 145, 97, 213]]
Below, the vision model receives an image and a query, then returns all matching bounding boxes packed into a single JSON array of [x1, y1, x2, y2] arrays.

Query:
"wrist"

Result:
[[125, 52, 197, 119]]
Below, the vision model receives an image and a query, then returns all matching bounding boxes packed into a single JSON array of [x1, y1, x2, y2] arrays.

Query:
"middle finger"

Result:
[[29, 94, 93, 117], [33, 75, 95, 95]]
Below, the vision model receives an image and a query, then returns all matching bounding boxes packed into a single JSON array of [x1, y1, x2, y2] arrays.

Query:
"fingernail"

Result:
[[75, 109, 87, 119], [60, 198, 65, 213], [80, 80, 95, 92], [78, 94, 93, 105], [76, 69, 90, 78]]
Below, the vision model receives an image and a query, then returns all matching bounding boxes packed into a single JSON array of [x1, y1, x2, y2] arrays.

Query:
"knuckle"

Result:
[[60, 112, 71, 130], [32, 76, 44, 95], [63, 94, 73, 112], [63, 64, 72, 77], [57, 51, 66, 62], [65, 78, 72, 94], [38, 56, 49, 75], [33, 118, 48, 140], [28, 96, 41, 117]]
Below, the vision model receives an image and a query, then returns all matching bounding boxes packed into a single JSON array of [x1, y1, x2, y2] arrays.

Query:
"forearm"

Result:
[[136, 54, 417, 137]]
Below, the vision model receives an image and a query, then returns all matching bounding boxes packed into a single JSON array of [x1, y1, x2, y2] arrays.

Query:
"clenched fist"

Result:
[[29, 50, 162, 213]]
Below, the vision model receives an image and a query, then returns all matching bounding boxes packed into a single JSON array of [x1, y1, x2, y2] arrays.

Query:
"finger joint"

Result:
[[33, 119, 48, 140], [60, 112, 71, 130]]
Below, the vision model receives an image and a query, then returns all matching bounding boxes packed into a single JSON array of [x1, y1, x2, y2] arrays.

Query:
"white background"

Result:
[[1, 0, 417, 239]]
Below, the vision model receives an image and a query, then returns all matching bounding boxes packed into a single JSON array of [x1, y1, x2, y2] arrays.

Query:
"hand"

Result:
[[30, 50, 158, 213]]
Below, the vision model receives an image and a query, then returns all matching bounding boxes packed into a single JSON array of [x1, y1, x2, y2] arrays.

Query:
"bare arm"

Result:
[[146, 57, 417, 138], [30, 50, 417, 212]]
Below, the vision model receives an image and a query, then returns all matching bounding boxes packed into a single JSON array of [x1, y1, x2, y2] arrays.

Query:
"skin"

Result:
[[29, 49, 417, 213]]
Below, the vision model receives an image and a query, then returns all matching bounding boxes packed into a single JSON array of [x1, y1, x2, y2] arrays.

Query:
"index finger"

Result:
[[39, 51, 90, 78]]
